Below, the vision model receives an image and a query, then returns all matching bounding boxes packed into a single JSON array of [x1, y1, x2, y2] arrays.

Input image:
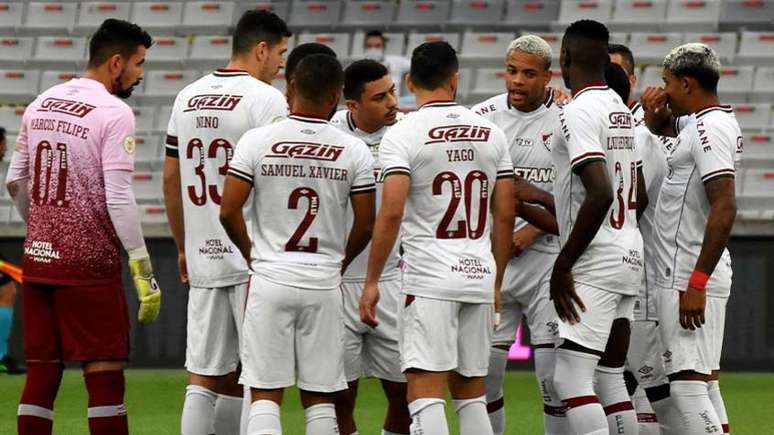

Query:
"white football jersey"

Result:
[[472, 92, 560, 255], [228, 114, 376, 290], [379, 101, 513, 303], [551, 86, 644, 295], [653, 106, 742, 297], [630, 101, 644, 124], [166, 69, 288, 287], [330, 109, 402, 282]]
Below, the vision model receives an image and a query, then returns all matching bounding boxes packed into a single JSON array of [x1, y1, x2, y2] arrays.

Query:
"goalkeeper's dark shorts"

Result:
[[22, 278, 130, 362]]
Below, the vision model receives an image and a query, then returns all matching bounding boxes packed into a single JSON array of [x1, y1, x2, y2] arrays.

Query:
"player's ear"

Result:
[[108, 53, 123, 77], [449, 72, 459, 97], [345, 98, 358, 114], [254, 41, 268, 63], [406, 74, 415, 95]]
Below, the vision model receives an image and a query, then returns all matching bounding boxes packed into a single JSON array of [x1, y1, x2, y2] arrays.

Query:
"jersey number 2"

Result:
[[186, 138, 232, 206], [32, 141, 69, 207], [285, 187, 319, 253], [433, 170, 489, 239]]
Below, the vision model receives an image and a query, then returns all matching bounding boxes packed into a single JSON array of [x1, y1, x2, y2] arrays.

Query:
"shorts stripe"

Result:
[[637, 412, 659, 423], [722, 423, 730, 433], [88, 405, 127, 418], [18, 404, 54, 420], [544, 404, 568, 416], [603, 401, 635, 415], [487, 397, 505, 413], [564, 395, 599, 409]]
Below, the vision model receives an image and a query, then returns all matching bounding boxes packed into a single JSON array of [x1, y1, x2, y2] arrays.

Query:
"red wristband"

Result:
[[688, 270, 710, 291]]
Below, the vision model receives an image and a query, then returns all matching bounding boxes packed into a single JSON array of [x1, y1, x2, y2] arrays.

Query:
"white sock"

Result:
[[595, 365, 638, 434], [240, 386, 250, 435], [215, 394, 243, 435], [553, 349, 608, 435], [247, 400, 281, 435], [485, 347, 508, 435], [649, 393, 681, 435], [534, 347, 569, 435], [632, 386, 659, 435], [670, 380, 722, 434], [408, 398, 448, 435], [708, 380, 730, 434], [454, 395, 493, 435], [304, 403, 337, 435], [181, 385, 217, 435]]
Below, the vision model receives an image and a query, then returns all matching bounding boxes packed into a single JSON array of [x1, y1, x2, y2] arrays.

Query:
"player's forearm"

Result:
[[644, 111, 676, 138], [636, 167, 648, 222], [343, 218, 374, 274], [162, 158, 185, 254], [364, 212, 401, 286], [514, 177, 555, 214], [7, 180, 30, 222], [492, 211, 515, 291], [104, 170, 146, 253], [519, 203, 558, 234], [219, 211, 251, 265], [557, 183, 612, 269], [693, 192, 736, 277]]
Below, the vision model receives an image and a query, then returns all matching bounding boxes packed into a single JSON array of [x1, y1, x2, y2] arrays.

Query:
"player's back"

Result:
[[552, 86, 643, 294], [379, 101, 513, 303], [166, 69, 287, 287], [16, 78, 135, 285], [228, 114, 375, 290]]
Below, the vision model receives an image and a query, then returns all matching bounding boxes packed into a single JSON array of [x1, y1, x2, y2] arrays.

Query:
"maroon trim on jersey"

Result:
[[571, 151, 606, 166], [695, 105, 734, 119], [544, 89, 555, 108], [564, 395, 599, 409], [289, 113, 328, 124], [419, 100, 457, 109], [346, 111, 357, 131], [722, 424, 730, 433], [213, 68, 249, 77], [572, 81, 608, 98], [701, 168, 735, 183], [603, 401, 635, 415]]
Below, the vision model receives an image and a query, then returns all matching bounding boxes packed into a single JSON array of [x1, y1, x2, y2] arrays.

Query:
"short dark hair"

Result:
[[293, 54, 344, 104], [286, 43, 337, 82], [88, 19, 152, 67], [344, 60, 389, 101], [365, 30, 385, 43], [563, 20, 610, 72], [609, 43, 635, 76], [0, 127, 6, 143], [410, 41, 458, 91], [605, 63, 631, 103], [232, 10, 291, 57]]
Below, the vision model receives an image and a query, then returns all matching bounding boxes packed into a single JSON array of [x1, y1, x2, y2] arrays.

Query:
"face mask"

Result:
[[363, 47, 385, 61]]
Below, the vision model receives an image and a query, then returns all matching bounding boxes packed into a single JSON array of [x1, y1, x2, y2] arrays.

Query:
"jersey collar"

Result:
[[213, 68, 249, 77], [572, 81, 608, 98], [628, 101, 641, 112], [346, 111, 357, 132], [419, 100, 458, 109], [695, 105, 733, 119], [289, 113, 329, 124]]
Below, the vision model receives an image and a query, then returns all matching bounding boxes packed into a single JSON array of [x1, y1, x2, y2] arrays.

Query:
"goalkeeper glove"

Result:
[[128, 247, 161, 323]]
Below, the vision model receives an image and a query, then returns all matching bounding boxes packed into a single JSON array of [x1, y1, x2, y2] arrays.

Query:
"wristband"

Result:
[[688, 270, 709, 291]]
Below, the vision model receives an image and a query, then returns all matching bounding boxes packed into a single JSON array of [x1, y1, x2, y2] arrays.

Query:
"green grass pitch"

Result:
[[1, 370, 773, 434]]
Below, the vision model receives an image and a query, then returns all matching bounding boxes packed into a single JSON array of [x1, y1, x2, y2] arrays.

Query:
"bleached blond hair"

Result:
[[507, 35, 552, 70]]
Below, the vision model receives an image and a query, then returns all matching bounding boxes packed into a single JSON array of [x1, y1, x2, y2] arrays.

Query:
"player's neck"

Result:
[[224, 59, 263, 83], [83, 69, 114, 94], [414, 89, 455, 108], [291, 100, 333, 120], [685, 93, 721, 115], [569, 71, 606, 96], [350, 112, 383, 134]]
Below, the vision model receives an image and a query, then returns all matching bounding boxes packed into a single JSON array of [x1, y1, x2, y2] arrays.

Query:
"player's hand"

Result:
[[359, 282, 380, 328], [679, 287, 706, 331], [177, 252, 188, 284], [548, 86, 571, 106], [550, 260, 585, 324], [640, 86, 669, 115], [512, 226, 541, 257], [129, 248, 162, 324]]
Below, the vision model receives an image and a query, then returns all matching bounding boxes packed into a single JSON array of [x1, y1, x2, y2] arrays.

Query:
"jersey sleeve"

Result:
[[102, 104, 135, 172], [691, 123, 736, 183], [560, 105, 606, 173], [378, 127, 412, 178], [165, 95, 180, 158], [350, 140, 376, 195], [249, 89, 288, 127], [493, 127, 514, 180], [674, 115, 691, 135], [227, 129, 259, 185]]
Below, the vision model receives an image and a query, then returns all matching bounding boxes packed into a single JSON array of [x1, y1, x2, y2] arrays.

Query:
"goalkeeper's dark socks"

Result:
[[84, 369, 128, 435], [18, 361, 63, 435]]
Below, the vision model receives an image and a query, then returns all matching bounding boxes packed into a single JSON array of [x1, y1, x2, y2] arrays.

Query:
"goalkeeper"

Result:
[[5, 19, 159, 435]]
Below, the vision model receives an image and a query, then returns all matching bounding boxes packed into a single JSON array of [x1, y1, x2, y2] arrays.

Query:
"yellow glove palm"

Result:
[[128, 254, 161, 324]]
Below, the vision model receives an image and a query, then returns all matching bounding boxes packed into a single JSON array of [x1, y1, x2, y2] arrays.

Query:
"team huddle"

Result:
[[5, 9, 740, 435]]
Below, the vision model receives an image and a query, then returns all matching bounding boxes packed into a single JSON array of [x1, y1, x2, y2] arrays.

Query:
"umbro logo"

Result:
[[638, 365, 654, 375]]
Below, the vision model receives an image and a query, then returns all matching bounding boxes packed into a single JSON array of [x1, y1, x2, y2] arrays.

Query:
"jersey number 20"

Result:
[[433, 170, 489, 239]]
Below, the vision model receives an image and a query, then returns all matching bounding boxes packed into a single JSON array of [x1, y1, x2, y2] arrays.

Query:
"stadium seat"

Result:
[[460, 32, 513, 60], [133, 133, 160, 168], [0, 69, 39, 103], [23, 2, 78, 34], [144, 70, 200, 102], [75, 2, 132, 35], [341, 1, 396, 27], [523, 32, 562, 60], [609, 32, 629, 45], [130, 106, 157, 134], [742, 169, 774, 197], [189, 35, 232, 69], [556, 0, 613, 26], [471, 68, 506, 98], [0, 3, 24, 34], [628, 32, 684, 64], [0, 105, 25, 133], [181, 2, 235, 35], [235, 2, 290, 21], [549, 68, 567, 91], [145, 37, 189, 67], [155, 105, 174, 132], [458, 67, 474, 102], [272, 72, 287, 94], [296, 33, 351, 58], [610, 0, 668, 31], [131, 2, 183, 34], [0, 37, 34, 68], [351, 31, 406, 57], [8, 204, 22, 224], [39, 70, 79, 93], [140, 205, 169, 224], [683, 33, 736, 63], [731, 103, 772, 130], [637, 65, 663, 94], [289, 1, 343, 29], [504, 0, 560, 30], [737, 32, 774, 66], [396, 1, 452, 29], [132, 172, 164, 203], [32, 37, 87, 69], [406, 33, 462, 56], [741, 133, 774, 164], [752, 66, 774, 103], [664, 0, 721, 32], [0, 162, 7, 197], [450, 0, 506, 27], [719, 0, 774, 31], [717, 66, 754, 102]]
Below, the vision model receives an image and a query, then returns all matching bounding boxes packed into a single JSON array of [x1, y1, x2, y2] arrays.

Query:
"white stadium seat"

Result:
[[289, 1, 343, 28], [39, 70, 79, 93], [737, 32, 774, 66], [549, 68, 568, 91], [557, 0, 613, 26], [637, 65, 663, 94], [32, 37, 87, 69], [396, 0, 452, 27], [351, 31, 405, 57], [450, 0, 506, 26], [235, 2, 290, 21], [720, 0, 774, 31], [131, 2, 183, 34], [741, 133, 774, 163], [460, 32, 513, 60], [145, 37, 189, 66], [731, 103, 772, 130], [742, 169, 774, 198], [0, 3, 24, 34], [683, 33, 737, 63], [629, 33, 684, 64], [132, 106, 158, 133], [0, 37, 34, 68], [181, 1, 235, 34], [144, 70, 200, 101], [272, 72, 287, 94], [23, 2, 78, 34], [296, 33, 352, 58], [664, 0, 721, 32], [76, 2, 131, 35], [0, 106, 25, 134], [342, 1, 396, 27], [189, 35, 232, 68], [132, 172, 164, 203], [471, 68, 506, 97], [155, 105, 174, 132], [0, 69, 39, 102], [133, 133, 160, 166], [406, 32, 462, 56], [611, 0, 668, 31], [717, 66, 754, 102], [752, 66, 774, 103], [504, 0, 560, 29], [140, 205, 169, 224]]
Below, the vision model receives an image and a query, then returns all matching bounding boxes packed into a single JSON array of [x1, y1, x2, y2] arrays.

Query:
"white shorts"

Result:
[[626, 320, 667, 388], [239, 274, 347, 393], [342, 280, 404, 383], [495, 249, 558, 347], [399, 295, 493, 377], [657, 289, 727, 376], [185, 283, 248, 376], [557, 283, 636, 352]]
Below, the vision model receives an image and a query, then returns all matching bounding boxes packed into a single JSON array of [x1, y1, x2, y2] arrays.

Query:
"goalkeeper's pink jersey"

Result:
[[7, 78, 135, 285]]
